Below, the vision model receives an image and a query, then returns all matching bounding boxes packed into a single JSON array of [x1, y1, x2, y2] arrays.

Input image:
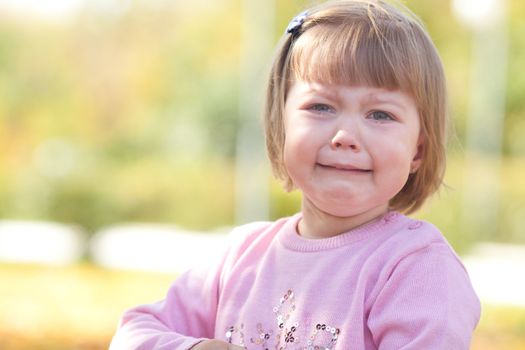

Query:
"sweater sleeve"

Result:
[[109, 264, 223, 350], [367, 243, 481, 350]]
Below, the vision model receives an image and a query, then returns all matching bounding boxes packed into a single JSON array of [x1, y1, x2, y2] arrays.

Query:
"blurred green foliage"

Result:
[[0, 0, 524, 248]]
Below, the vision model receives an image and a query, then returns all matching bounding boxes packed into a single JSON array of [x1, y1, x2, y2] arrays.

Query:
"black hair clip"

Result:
[[286, 10, 308, 36]]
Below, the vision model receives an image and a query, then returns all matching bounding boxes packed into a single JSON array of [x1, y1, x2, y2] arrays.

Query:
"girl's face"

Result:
[[283, 80, 423, 220]]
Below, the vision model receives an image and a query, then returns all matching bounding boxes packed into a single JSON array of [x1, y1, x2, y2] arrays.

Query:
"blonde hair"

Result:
[[264, 0, 447, 214]]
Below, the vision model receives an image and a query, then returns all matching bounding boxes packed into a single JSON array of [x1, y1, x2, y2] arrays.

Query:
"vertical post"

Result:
[[235, 0, 275, 224], [452, 0, 508, 242]]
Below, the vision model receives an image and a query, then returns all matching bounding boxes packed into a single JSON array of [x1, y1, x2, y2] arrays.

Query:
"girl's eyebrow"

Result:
[[304, 85, 339, 100], [364, 93, 408, 110]]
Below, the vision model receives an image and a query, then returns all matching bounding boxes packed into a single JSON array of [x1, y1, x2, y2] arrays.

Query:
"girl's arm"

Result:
[[109, 222, 269, 350], [109, 264, 223, 350], [367, 243, 481, 349]]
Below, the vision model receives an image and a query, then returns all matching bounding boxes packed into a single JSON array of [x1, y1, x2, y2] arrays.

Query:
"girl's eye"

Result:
[[308, 104, 335, 114], [368, 111, 394, 121]]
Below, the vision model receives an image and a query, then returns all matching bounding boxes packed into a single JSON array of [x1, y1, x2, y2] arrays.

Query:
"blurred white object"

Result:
[[0, 220, 85, 265], [463, 243, 525, 307], [90, 224, 229, 273], [0, 0, 85, 22], [452, 0, 505, 30]]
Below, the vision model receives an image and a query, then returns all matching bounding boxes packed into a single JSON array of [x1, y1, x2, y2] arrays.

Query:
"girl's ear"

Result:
[[410, 136, 424, 174]]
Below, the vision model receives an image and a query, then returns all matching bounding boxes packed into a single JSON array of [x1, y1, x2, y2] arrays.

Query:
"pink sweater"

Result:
[[110, 212, 480, 349]]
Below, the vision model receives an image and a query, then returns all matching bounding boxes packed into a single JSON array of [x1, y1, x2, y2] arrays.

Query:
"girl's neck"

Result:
[[297, 198, 389, 239]]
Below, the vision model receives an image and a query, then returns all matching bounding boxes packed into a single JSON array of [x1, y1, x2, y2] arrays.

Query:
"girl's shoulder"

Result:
[[228, 215, 295, 242], [223, 214, 299, 257], [375, 213, 475, 284], [384, 212, 448, 246], [377, 212, 463, 266], [216, 215, 298, 285]]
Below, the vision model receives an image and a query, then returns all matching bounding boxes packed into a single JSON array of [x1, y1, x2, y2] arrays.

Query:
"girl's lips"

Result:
[[317, 163, 371, 172]]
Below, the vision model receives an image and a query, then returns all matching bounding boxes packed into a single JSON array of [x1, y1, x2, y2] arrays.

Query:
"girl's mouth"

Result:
[[317, 163, 371, 172]]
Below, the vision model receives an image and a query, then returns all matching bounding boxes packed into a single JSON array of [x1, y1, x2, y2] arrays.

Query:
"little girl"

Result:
[[110, 1, 480, 349]]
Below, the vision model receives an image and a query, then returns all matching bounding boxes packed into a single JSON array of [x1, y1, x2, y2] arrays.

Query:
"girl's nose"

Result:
[[331, 129, 361, 151]]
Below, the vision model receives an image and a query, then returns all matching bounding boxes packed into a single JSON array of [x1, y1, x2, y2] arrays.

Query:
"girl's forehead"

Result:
[[291, 80, 398, 93], [288, 79, 415, 104]]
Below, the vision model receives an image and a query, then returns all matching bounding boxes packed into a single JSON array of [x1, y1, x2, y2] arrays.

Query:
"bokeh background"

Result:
[[0, 0, 524, 349]]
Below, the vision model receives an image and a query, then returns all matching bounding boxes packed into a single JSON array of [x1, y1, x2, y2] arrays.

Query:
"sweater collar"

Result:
[[278, 211, 405, 252]]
